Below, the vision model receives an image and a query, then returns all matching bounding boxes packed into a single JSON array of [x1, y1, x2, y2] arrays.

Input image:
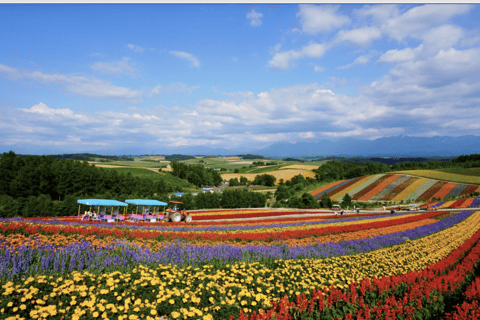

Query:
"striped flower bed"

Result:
[[431, 181, 458, 200], [382, 176, 418, 201], [326, 176, 366, 198], [446, 183, 469, 198], [459, 184, 480, 197], [356, 174, 402, 201], [352, 174, 394, 200], [370, 174, 409, 201], [404, 178, 437, 202], [330, 176, 371, 201], [311, 180, 346, 197], [417, 181, 449, 201], [335, 175, 381, 201]]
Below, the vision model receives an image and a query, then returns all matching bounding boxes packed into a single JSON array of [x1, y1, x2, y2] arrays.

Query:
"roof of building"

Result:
[[124, 199, 168, 206], [77, 199, 128, 206]]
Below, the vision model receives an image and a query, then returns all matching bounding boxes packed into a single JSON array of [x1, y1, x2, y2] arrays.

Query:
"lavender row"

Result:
[[0, 211, 473, 279]]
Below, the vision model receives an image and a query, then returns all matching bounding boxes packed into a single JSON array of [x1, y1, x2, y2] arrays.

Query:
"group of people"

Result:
[[81, 210, 98, 221]]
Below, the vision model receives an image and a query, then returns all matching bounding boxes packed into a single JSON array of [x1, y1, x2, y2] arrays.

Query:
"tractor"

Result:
[[165, 201, 192, 223]]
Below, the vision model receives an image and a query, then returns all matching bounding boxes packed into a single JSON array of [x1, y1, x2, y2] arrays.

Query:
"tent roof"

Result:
[[125, 199, 168, 206], [77, 199, 128, 206]]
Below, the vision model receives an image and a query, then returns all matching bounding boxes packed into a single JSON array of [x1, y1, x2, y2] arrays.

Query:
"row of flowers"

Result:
[[0, 211, 446, 244], [230, 211, 480, 320], [0, 210, 479, 320]]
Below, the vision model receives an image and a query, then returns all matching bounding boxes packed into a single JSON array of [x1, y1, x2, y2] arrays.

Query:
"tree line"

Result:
[[0, 151, 180, 218]]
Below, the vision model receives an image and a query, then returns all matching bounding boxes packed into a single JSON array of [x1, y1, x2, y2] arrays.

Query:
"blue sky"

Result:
[[1, 4, 480, 154]]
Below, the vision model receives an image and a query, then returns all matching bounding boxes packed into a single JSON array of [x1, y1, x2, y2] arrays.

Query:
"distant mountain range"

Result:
[[3, 135, 480, 157]]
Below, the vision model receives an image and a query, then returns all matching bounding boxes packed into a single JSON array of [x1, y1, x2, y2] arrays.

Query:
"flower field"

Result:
[[311, 173, 480, 202], [1, 209, 480, 319]]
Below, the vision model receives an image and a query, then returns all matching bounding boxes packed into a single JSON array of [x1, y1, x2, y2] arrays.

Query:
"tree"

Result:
[[234, 168, 240, 173], [342, 193, 353, 208], [320, 193, 333, 209], [229, 178, 240, 187]]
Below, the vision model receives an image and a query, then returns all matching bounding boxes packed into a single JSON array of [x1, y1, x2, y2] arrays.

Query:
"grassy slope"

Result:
[[393, 169, 480, 185]]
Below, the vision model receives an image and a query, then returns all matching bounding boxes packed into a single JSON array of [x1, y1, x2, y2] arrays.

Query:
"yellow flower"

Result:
[[169, 299, 175, 305], [203, 314, 213, 320], [171, 311, 181, 319], [7, 302, 13, 307], [129, 315, 139, 320], [93, 312, 99, 318], [252, 301, 257, 306], [241, 300, 247, 306], [150, 310, 157, 315]]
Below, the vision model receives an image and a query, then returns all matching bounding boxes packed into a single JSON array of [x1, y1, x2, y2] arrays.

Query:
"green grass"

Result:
[[100, 160, 165, 168], [435, 168, 480, 177], [393, 169, 480, 185]]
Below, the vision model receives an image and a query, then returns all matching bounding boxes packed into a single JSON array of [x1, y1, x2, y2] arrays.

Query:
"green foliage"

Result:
[[0, 151, 182, 218], [170, 160, 223, 187], [252, 174, 276, 187], [220, 189, 267, 208], [320, 193, 333, 209], [229, 178, 240, 187], [342, 193, 353, 208]]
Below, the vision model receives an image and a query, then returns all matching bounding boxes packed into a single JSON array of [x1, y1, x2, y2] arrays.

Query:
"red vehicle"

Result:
[[165, 201, 192, 223]]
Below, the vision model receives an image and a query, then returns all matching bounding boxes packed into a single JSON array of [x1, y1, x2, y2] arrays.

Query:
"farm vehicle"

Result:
[[165, 201, 193, 223]]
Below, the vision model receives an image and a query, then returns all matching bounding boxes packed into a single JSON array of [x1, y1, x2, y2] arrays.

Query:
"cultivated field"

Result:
[[222, 169, 317, 184], [2, 209, 480, 319], [312, 173, 480, 202]]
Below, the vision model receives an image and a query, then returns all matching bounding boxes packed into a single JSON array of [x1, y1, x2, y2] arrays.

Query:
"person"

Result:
[[383, 206, 386, 211], [357, 208, 360, 214], [341, 210, 344, 215]]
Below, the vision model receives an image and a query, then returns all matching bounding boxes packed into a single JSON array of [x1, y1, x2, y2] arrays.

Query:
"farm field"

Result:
[[1, 209, 480, 319], [394, 169, 480, 185], [312, 173, 480, 202], [222, 169, 317, 185]]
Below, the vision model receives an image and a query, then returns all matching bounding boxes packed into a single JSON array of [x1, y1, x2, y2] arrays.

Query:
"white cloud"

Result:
[[338, 54, 372, 70], [335, 27, 382, 46], [313, 66, 325, 73], [378, 45, 422, 63], [246, 9, 263, 27], [150, 83, 200, 96], [126, 44, 145, 53], [297, 4, 350, 35], [170, 51, 200, 67], [382, 4, 473, 41], [268, 42, 328, 70], [23, 102, 75, 118], [355, 4, 400, 25], [90, 57, 136, 76], [0, 64, 142, 103]]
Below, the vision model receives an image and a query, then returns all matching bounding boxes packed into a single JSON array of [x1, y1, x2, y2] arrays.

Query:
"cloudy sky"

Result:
[[1, 4, 480, 154]]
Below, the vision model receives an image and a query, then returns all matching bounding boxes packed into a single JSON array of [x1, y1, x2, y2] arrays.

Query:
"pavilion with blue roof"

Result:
[[77, 199, 128, 216], [125, 199, 168, 215]]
